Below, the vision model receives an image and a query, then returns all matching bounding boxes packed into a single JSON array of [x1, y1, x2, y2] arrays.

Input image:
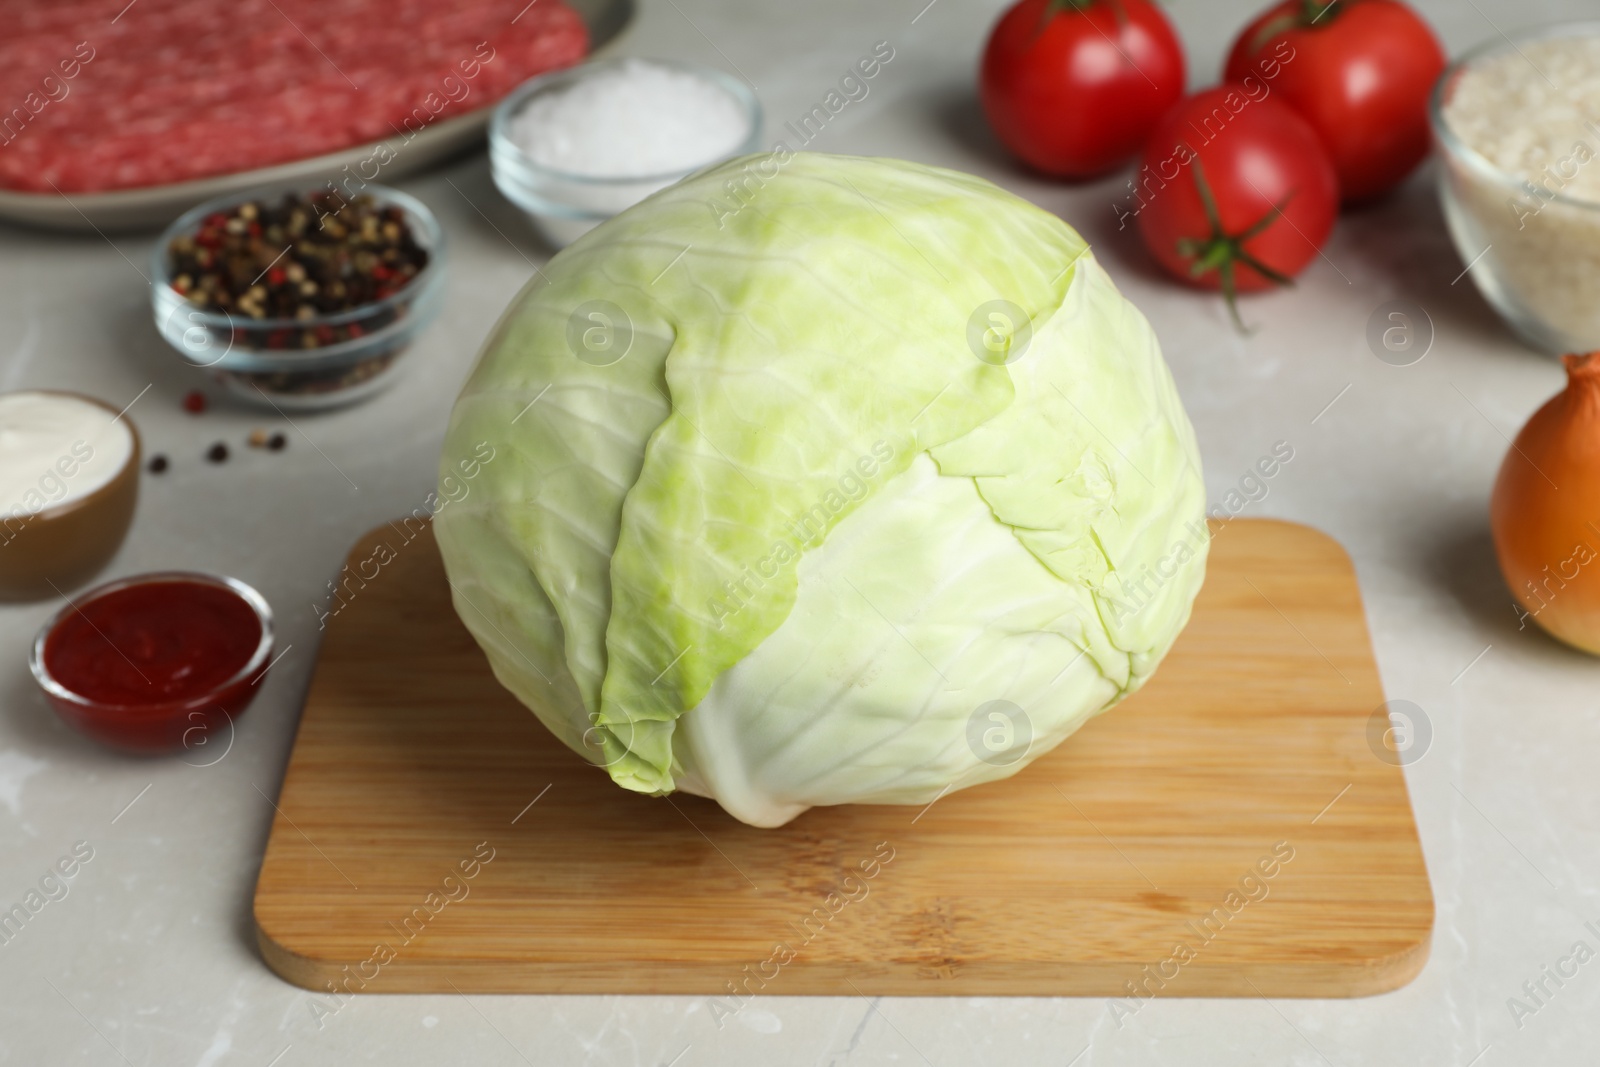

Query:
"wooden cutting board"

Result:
[[254, 518, 1432, 997]]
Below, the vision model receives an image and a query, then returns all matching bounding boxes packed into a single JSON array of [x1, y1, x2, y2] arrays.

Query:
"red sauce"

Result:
[[44, 580, 262, 706]]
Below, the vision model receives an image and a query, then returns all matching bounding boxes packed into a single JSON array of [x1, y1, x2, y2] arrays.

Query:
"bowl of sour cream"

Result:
[[489, 57, 762, 247], [0, 391, 140, 601]]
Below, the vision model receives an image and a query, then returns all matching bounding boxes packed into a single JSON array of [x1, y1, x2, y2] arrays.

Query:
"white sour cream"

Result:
[[0, 392, 134, 518]]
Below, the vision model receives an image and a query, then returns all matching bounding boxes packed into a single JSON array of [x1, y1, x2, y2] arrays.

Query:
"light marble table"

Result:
[[2, 0, 1596, 1063]]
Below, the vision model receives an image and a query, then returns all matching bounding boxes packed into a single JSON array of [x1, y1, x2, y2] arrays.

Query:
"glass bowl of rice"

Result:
[[1432, 21, 1600, 354]]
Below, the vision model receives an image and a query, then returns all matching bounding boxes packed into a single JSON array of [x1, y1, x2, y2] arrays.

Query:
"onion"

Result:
[[1491, 352, 1600, 653]]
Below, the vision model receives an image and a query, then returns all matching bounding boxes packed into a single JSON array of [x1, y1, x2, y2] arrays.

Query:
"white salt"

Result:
[[510, 59, 750, 178]]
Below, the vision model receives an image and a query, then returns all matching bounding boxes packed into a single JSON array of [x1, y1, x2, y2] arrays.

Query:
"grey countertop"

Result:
[[3, 0, 1598, 1063]]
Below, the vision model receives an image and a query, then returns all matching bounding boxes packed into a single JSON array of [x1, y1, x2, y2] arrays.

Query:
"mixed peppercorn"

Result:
[[166, 191, 429, 351], [146, 391, 292, 474]]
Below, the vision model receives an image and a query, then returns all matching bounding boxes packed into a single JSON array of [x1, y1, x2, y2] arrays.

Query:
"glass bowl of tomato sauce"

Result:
[[29, 572, 274, 754]]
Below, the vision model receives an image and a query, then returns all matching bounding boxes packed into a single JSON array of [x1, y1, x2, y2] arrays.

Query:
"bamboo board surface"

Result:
[[253, 518, 1432, 997]]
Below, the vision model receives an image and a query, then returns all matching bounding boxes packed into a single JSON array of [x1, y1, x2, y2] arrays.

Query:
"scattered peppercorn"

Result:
[[267, 432, 287, 452], [165, 191, 429, 353], [148, 454, 169, 474], [183, 390, 207, 414], [207, 442, 229, 464], [248, 428, 269, 448]]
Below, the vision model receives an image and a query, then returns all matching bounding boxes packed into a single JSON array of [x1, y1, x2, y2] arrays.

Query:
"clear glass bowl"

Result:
[[489, 58, 762, 248], [1430, 21, 1600, 355], [150, 182, 446, 411], [30, 571, 274, 754]]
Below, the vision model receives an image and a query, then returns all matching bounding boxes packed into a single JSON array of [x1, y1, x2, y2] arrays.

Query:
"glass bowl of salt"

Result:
[[490, 57, 762, 248]]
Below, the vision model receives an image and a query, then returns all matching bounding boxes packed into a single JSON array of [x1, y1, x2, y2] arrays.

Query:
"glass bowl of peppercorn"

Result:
[[151, 183, 445, 411]]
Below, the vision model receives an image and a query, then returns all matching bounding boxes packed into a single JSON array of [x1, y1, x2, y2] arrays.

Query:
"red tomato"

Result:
[[1132, 87, 1338, 327], [1224, 0, 1446, 202], [980, 0, 1185, 179]]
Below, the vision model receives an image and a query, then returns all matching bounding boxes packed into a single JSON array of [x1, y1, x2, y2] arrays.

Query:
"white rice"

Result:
[[1441, 35, 1600, 350]]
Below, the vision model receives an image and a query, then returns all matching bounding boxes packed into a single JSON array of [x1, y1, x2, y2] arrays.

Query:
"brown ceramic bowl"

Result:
[[0, 391, 140, 602]]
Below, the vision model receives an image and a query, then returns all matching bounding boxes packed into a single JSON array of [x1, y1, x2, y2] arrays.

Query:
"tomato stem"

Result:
[[1034, 0, 1090, 39], [1245, 0, 1346, 55], [1041, 0, 1127, 27], [1175, 160, 1297, 334], [1300, 0, 1344, 26]]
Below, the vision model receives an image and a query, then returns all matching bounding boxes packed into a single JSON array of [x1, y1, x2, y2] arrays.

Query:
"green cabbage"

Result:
[[437, 152, 1206, 827]]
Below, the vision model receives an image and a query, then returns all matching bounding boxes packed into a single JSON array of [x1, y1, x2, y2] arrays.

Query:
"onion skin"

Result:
[[1491, 353, 1600, 654]]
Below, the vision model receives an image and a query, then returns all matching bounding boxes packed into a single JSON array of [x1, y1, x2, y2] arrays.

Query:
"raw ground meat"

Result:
[[0, 0, 589, 192]]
